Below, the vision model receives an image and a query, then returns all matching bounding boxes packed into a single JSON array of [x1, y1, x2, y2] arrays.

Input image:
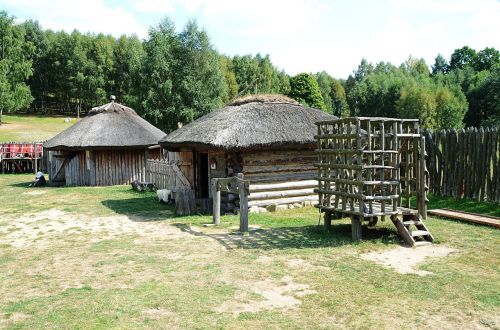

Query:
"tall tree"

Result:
[[315, 71, 334, 112], [0, 11, 33, 125], [432, 54, 448, 75], [287, 72, 326, 110], [330, 80, 349, 117], [473, 47, 500, 72], [449, 46, 477, 71]]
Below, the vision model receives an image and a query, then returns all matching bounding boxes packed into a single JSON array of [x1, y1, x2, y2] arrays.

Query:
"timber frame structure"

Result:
[[314, 117, 433, 247]]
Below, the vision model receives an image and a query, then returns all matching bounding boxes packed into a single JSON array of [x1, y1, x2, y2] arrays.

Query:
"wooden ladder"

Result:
[[391, 214, 434, 247]]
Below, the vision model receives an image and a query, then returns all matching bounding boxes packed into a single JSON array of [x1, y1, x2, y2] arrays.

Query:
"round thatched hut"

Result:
[[159, 94, 337, 212], [44, 98, 166, 186]]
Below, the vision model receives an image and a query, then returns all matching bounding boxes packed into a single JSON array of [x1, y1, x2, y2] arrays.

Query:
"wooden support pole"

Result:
[[419, 135, 427, 220], [351, 215, 362, 241], [324, 211, 332, 231], [239, 179, 249, 232], [212, 178, 220, 225]]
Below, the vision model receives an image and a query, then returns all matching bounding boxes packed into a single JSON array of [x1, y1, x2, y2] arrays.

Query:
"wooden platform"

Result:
[[316, 202, 418, 218], [428, 209, 500, 229]]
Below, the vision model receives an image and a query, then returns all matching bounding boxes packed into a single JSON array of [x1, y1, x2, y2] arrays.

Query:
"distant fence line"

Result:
[[423, 127, 499, 203]]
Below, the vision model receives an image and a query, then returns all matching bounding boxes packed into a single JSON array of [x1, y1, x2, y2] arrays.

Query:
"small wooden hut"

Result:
[[159, 94, 336, 212], [44, 98, 166, 186]]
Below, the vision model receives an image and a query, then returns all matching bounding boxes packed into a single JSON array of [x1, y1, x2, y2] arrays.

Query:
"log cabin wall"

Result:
[[242, 150, 318, 209], [60, 149, 148, 186], [203, 149, 318, 211]]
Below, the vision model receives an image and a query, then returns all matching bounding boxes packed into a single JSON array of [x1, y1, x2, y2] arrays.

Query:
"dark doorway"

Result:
[[198, 153, 209, 198]]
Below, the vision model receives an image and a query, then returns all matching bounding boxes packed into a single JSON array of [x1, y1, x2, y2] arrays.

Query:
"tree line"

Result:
[[1, 11, 498, 132]]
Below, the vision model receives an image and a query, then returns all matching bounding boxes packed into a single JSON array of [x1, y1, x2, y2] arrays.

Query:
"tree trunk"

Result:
[[0, 109, 3, 126]]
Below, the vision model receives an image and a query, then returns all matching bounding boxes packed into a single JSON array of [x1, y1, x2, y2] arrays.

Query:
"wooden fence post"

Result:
[[238, 179, 249, 232], [212, 178, 220, 225]]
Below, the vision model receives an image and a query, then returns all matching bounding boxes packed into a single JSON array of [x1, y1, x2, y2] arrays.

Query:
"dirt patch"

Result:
[[216, 276, 316, 315], [360, 245, 456, 276], [0, 208, 181, 248], [256, 255, 274, 264], [286, 258, 330, 271], [22, 190, 47, 196], [0, 312, 31, 326]]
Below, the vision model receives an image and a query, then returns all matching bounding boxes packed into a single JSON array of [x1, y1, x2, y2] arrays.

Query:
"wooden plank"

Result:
[[248, 188, 315, 201], [239, 179, 249, 232], [250, 180, 317, 192], [428, 209, 500, 228]]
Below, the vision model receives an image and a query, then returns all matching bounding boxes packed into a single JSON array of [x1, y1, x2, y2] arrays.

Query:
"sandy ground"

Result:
[[0, 208, 183, 248], [360, 245, 457, 276], [216, 276, 316, 315]]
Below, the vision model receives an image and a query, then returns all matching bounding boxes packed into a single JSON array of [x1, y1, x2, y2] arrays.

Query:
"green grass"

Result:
[[428, 195, 500, 217], [0, 174, 499, 329], [0, 114, 77, 142]]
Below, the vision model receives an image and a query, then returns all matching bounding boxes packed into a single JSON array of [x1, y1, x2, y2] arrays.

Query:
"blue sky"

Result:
[[1, 0, 499, 78]]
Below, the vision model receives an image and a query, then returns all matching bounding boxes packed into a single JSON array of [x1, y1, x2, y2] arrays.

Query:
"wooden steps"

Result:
[[392, 213, 434, 247]]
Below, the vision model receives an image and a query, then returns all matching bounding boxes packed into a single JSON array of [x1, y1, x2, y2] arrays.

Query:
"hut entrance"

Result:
[[197, 153, 209, 198]]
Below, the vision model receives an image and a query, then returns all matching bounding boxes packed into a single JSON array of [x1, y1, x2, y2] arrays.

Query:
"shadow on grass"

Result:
[[101, 198, 175, 222], [172, 222, 400, 250]]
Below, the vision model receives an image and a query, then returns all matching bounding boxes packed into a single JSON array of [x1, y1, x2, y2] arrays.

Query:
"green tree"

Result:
[[288, 72, 326, 110], [432, 54, 448, 75], [330, 80, 349, 117], [473, 47, 500, 72], [220, 55, 238, 103], [449, 46, 477, 71], [0, 11, 33, 125], [314, 71, 334, 113]]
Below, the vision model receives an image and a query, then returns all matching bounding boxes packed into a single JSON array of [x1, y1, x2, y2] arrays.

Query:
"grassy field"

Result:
[[0, 114, 77, 142], [0, 174, 498, 329]]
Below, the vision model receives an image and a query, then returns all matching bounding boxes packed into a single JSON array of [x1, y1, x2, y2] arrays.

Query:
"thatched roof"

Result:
[[44, 100, 166, 150], [159, 94, 337, 151]]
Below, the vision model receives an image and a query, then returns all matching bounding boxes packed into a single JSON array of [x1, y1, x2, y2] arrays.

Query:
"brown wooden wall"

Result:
[[241, 150, 317, 182], [51, 149, 148, 186]]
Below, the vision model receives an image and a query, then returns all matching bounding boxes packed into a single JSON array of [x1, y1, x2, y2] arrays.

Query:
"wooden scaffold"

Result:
[[314, 117, 433, 247]]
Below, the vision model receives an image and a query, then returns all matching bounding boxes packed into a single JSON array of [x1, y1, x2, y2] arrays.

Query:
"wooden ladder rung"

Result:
[[411, 230, 430, 237], [413, 241, 432, 247], [403, 220, 422, 226]]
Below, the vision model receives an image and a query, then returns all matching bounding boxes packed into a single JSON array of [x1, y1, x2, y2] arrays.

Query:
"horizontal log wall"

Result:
[[243, 150, 318, 207], [424, 128, 499, 203]]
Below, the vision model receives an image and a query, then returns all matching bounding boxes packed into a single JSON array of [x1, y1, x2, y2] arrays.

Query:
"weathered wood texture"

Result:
[[54, 149, 149, 186], [424, 128, 499, 202], [315, 117, 427, 219], [146, 151, 193, 190]]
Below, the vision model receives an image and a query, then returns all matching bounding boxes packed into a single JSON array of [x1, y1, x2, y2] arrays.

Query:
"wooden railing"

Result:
[[145, 159, 190, 190]]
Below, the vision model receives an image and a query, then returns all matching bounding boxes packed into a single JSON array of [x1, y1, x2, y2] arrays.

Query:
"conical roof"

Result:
[[159, 94, 337, 151], [44, 100, 166, 150]]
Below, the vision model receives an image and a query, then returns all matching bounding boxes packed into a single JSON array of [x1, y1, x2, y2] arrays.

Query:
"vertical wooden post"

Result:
[[34, 143, 38, 174], [324, 211, 332, 231], [351, 215, 362, 241], [239, 179, 249, 233], [419, 135, 427, 220], [212, 178, 220, 225]]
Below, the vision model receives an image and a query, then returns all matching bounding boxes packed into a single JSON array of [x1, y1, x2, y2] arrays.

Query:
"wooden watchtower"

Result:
[[314, 117, 433, 246]]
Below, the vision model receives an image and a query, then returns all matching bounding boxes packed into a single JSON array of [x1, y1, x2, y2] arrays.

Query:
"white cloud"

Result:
[[2, 0, 149, 38], [129, 0, 174, 14]]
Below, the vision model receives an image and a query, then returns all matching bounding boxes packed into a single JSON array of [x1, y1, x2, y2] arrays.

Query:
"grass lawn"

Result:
[[0, 174, 499, 329], [0, 114, 77, 142]]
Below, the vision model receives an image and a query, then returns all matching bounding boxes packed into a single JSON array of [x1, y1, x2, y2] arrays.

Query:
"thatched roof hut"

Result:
[[45, 101, 165, 150], [159, 94, 337, 213], [160, 94, 333, 151], [44, 98, 166, 186]]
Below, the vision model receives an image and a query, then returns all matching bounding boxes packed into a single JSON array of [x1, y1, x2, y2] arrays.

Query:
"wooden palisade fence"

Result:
[[423, 127, 499, 203]]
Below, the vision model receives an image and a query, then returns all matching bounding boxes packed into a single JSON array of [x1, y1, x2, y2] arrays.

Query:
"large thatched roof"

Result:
[[44, 100, 166, 150], [159, 94, 337, 151]]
